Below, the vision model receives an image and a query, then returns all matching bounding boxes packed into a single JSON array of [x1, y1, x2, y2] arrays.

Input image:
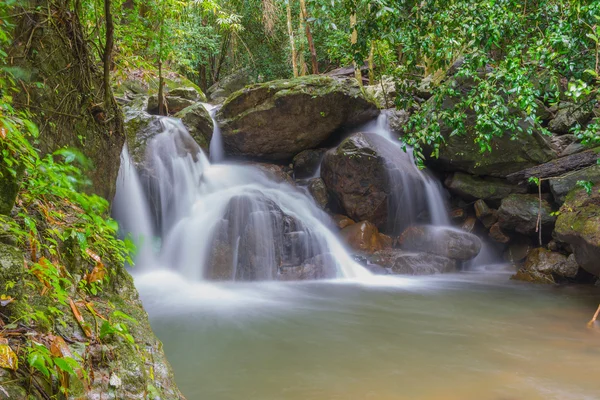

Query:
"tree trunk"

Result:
[[103, 0, 114, 107], [350, 14, 362, 85], [368, 40, 375, 85], [506, 148, 600, 183], [298, 11, 308, 76], [286, 0, 298, 77], [299, 0, 318, 74], [158, 59, 165, 115]]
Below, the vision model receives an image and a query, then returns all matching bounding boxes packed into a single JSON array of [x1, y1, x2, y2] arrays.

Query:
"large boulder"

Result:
[[547, 102, 594, 134], [367, 250, 457, 275], [339, 221, 392, 253], [445, 172, 527, 206], [425, 79, 557, 177], [293, 149, 327, 179], [148, 94, 196, 115], [207, 68, 257, 104], [398, 225, 482, 261], [498, 194, 556, 236], [307, 178, 329, 209], [175, 103, 214, 151], [217, 76, 379, 160], [364, 76, 396, 109], [549, 165, 600, 204], [512, 248, 579, 283], [122, 96, 162, 165], [321, 132, 424, 231], [554, 184, 600, 276]]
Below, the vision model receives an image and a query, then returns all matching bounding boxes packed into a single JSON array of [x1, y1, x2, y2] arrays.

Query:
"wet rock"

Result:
[[364, 76, 396, 109], [497, 194, 556, 236], [308, 178, 329, 209], [489, 223, 510, 244], [368, 249, 457, 275], [503, 236, 534, 263], [549, 165, 600, 204], [0, 243, 24, 298], [554, 184, 600, 276], [512, 248, 579, 283], [398, 225, 482, 261], [217, 76, 379, 160], [445, 172, 527, 206], [474, 199, 498, 229], [169, 86, 203, 101], [548, 102, 594, 134], [340, 221, 391, 253], [208, 68, 257, 104], [293, 149, 327, 179], [252, 163, 295, 184], [383, 109, 410, 135], [278, 254, 338, 280], [333, 214, 355, 229], [148, 94, 196, 115], [175, 102, 214, 151], [450, 208, 467, 222], [461, 216, 477, 233], [321, 132, 424, 230]]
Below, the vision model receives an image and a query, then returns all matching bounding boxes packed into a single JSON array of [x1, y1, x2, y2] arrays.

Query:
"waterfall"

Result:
[[203, 103, 225, 163], [114, 116, 371, 281]]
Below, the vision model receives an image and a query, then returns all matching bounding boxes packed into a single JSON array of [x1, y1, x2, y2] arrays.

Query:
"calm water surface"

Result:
[[135, 269, 600, 400]]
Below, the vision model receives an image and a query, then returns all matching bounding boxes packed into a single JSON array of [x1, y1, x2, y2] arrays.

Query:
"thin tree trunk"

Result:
[[299, 0, 318, 74], [286, 0, 298, 77], [103, 0, 114, 107], [368, 40, 375, 85], [350, 14, 362, 85], [298, 11, 308, 76], [157, 7, 166, 116]]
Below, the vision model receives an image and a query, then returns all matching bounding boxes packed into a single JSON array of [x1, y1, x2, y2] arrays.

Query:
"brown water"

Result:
[[135, 269, 600, 400]]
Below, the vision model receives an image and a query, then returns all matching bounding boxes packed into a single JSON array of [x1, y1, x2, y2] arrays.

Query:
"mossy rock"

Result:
[[444, 172, 527, 206], [0, 165, 20, 215], [217, 76, 379, 160], [175, 102, 214, 151], [0, 243, 25, 298], [113, 68, 207, 102], [498, 194, 556, 236], [554, 184, 600, 276]]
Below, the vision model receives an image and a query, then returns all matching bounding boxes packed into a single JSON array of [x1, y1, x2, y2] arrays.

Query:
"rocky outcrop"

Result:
[[307, 178, 329, 209], [367, 250, 457, 275], [114, 68, 206, 101], [278, 254, 338, 280], [554, 184, 600, 276], [512, 248, 579, 283], [549, 165, 600, 204], [175, 103, 214, 151], [148, 94, 196, 115], [217, 76, 379, 160], [547, 102, 594, 134], [445, 172, 527, 206], [293, 149, 327, 179], [398, 225, 482, 261], [497, 194, 556, 236], [321, 132, 424, 230], [365, 76, 396, 109]]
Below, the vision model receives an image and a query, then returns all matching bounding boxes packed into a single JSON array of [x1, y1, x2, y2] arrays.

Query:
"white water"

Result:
[[203, 103, 225, 163], [114, 117, 370, 280]]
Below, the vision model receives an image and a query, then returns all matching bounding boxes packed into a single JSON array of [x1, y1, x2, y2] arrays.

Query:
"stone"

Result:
[[168, 87, 203, 101], [148, 94, 196, 115], [278, 254, 338, 280], [293, 149, 327, 179], [321, 132, 424, 231], [208, 68, 257, 104], [398, 225, 482, 261], [339, 221, 391, 253], [333, 214, 355, 229], [424, 79, 557, 177], [548, 102, 594, 134], [368, 250, 457, 275], [450, 208, 467, 222], [489, 223, 510, 244], [0, 243, 24, 298], [175, 102, 214, 151], [497, 194, 556, 236], [549, 165, 600, 204], [383, 108, 410, 135], [474, 199, 498, 229], [560, 141, 587, 157], [0, 165, 19, 215], [554, 184, 600, 276], [217, 76, 379, 160], [461, 216, 477, 233], [444, 172, 527, 206], [307, 178, 329, 209], [512, 248, 579, 283], [503, 236, 534, 263], [364, 76, 396, 108], [252, 163, 295, 184]]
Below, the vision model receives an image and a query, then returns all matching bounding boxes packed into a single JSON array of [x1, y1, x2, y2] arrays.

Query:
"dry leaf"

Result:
[[49, 335, 72, 358], [0, 339, 18, 371], [69, 298, 92, 338]]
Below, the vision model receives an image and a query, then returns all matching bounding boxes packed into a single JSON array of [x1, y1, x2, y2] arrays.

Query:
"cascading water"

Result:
[[114, 116, 371, 281], [203, 103, 225, 163]]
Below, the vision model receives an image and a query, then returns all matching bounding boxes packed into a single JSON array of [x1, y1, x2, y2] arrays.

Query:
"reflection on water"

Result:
[[135, 270, 600, 400]]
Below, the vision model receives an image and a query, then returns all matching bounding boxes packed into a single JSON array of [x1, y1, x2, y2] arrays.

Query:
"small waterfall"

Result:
[[364, 114, 451, 232], [114, 116, 370, 281], [203, 103, 225, 163]]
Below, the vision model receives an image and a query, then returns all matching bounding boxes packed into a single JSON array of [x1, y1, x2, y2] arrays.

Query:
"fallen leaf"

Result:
[[69, 298, 93, 338], [48, 335, 72, 358], [0, 339, 18, 370]]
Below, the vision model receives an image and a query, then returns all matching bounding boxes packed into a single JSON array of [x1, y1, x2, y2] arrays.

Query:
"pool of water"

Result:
[[135, 269, 600, 400]]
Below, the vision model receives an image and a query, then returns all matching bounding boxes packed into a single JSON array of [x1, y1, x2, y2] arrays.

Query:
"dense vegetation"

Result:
[[1, 0, 599, 397]]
